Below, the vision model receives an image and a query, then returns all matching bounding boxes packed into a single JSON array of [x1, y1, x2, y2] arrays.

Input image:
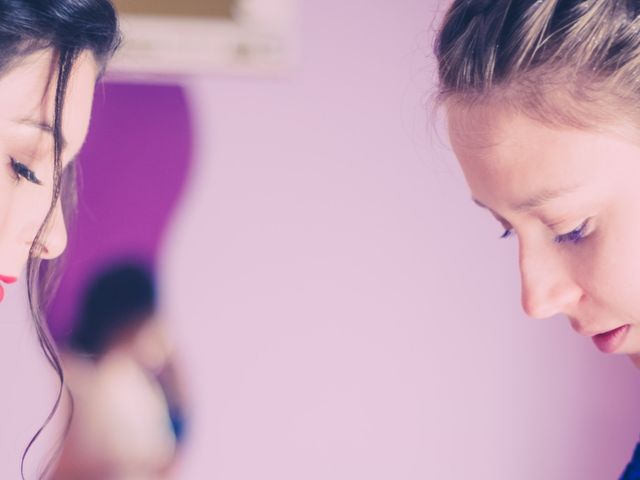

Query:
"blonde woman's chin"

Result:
[[629, 354, 640, 369]]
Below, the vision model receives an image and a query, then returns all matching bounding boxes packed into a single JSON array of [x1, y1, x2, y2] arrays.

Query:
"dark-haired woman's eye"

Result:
[[10, 157, 42, 185], [554, 219, 590, 244]]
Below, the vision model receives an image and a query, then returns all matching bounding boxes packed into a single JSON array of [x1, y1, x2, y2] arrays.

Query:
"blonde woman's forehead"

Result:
[[449, 105, 607, 169], [449, 108, 640, 214], [446, 102, 508, 149]]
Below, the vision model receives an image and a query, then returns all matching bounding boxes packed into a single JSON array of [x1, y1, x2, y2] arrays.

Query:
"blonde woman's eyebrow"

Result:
[[472, 198, 506, 223], [14, 118, 68, 149], [473, 184, 583, 214]]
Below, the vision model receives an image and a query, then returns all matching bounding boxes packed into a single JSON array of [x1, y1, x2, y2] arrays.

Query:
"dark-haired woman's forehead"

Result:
[[0, 49, 98, 167]]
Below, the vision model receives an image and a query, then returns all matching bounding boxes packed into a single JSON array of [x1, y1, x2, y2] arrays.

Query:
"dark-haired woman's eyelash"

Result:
[[10, 157, 42, 185], [554, 219, 590, 244]]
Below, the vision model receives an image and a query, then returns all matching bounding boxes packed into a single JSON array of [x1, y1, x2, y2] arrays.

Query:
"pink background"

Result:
[[2, 1, 640, 479]]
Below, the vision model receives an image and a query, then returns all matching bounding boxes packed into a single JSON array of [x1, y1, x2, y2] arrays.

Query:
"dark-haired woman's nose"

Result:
[[518, 241, 583, 319], [38, 201, 68, 260]]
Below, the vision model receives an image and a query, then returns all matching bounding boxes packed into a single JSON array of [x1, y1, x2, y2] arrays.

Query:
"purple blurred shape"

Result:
[[47, 82, 192, 340]]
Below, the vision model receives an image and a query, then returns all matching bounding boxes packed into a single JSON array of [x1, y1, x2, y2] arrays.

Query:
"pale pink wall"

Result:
[[2, 1, 640, 479]]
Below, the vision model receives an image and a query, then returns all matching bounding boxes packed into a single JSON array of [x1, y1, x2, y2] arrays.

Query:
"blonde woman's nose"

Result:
[[518, 243, 583, 319]]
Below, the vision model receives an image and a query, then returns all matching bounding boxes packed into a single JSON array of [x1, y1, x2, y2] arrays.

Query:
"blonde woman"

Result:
[[435, 1, 640, 477]]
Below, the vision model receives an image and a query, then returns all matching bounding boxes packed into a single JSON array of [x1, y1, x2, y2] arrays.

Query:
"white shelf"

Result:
[[108, 0, 297, 79]]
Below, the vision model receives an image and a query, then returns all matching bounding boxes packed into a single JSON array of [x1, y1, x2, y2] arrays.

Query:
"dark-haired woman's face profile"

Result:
[[448, 103, 640, 368], [0, 49, 97, 294]]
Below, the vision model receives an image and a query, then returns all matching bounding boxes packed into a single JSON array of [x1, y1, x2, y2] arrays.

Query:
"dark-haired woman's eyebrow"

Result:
[[14, 118, 68, 149]]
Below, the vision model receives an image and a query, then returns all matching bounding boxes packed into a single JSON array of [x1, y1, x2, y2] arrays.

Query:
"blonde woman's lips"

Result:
[[592, 324, 631, 354]]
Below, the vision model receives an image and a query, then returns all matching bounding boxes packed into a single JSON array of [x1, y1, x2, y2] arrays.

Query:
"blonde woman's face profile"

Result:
[[0, 49, 98, 300], [447, 104, 640, 368]]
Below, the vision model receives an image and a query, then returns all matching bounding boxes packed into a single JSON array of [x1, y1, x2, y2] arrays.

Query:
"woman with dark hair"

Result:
[[0, 0, 120, 477], [434, 0, 640, 477]]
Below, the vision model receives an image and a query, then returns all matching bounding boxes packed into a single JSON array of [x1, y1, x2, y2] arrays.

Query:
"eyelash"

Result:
[[554, 219, 591, 244], [500, 219, 591, 245], [10, 157, 42, 185]]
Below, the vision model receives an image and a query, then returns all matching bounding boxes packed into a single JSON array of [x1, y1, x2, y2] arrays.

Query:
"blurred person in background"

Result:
[[52, 262, 188, 480], [435, 0, 640, 477]]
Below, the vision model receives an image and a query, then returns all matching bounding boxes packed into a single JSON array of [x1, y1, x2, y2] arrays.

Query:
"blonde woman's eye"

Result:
[[10, 157, 42, 185], [499, 228, 513, 239], [554, 219, 590, 244]]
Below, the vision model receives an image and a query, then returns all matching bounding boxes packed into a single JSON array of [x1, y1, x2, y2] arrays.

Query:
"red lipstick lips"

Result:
[[592, 324, 630, 354], [0, 275, 17, 303]]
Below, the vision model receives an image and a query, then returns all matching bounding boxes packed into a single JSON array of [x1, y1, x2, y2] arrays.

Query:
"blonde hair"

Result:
[[434, 0, 640, 129]]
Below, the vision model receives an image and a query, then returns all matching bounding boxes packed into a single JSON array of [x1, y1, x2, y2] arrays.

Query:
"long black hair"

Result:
[[0, 1, 121, 478]]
